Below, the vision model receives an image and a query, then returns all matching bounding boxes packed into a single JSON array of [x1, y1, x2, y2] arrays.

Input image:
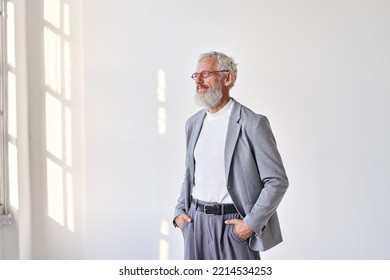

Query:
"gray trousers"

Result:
[[181, 200, 261, 260]]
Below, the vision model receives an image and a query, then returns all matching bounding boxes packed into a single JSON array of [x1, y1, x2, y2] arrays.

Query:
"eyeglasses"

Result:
[[191, 70, 230, 80]]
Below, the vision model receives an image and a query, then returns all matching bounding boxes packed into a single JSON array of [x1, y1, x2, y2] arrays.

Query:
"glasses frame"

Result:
[[191, 70, 230, 80]]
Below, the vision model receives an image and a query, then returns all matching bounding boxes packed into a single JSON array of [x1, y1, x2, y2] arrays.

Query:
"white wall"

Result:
[[1, 0, 390, 259]]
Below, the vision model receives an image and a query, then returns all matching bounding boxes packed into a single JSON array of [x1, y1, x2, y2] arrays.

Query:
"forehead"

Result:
[[196, 56, 218, 71]]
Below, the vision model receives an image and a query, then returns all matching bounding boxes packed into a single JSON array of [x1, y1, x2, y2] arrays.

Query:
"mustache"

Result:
[[197, 84, 209, 91]]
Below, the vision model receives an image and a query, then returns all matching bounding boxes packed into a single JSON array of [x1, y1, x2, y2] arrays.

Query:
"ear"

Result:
[[224, 71, 234, 87]]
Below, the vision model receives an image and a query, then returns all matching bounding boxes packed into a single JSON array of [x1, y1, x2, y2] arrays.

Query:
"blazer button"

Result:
[[227, 185, 231, 189]]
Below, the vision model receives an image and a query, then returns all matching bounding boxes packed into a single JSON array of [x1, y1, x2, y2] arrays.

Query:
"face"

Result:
[[194, 57, 222, 94], [193, 57, 225, 108]]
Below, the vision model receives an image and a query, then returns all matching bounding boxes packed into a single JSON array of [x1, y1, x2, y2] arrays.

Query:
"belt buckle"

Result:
[[204, 204, 217, 215]]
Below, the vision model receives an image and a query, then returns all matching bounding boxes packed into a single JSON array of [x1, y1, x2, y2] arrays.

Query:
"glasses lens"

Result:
[[201, 71, 209, 78], [191, 73, 198, 79]]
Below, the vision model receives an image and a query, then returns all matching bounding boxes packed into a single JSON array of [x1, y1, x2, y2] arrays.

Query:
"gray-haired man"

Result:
[[174, 51, 288, 260]]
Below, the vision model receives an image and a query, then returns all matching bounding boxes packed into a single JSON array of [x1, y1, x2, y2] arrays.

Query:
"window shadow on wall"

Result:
[[27, 0, 84, 259], [43, 0, 75, 233]]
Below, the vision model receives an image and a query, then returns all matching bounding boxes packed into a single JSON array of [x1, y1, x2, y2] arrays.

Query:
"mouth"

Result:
[[197, 85, 209, 93]]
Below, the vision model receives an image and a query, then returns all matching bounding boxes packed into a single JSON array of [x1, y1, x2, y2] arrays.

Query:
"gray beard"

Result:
[[194, 88, 223, 108]]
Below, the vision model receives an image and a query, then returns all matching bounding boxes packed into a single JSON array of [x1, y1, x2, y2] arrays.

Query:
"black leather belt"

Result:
[[192, 200, 238, 215]]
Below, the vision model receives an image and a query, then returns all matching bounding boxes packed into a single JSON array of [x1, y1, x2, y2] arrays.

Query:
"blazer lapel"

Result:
[[225, 99, 242, 181], [188, 110, 206, 181]]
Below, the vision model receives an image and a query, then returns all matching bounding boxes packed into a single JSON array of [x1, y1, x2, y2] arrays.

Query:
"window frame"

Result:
[[0, 0, 12, 225]]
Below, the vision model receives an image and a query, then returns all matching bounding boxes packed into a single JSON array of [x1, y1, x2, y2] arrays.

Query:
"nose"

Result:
[[195, 75, 204, 85]]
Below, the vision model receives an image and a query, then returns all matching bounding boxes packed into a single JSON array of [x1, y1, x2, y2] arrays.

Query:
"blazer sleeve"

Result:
[[243, 115, 289, 236], [173, 119, 191, 226]]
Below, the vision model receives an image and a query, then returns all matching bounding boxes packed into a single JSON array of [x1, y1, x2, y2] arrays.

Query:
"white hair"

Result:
[[198, 51, 238, 88]]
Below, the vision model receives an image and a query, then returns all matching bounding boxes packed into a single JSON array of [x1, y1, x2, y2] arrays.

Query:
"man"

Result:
[[173, 51, 288, 260]]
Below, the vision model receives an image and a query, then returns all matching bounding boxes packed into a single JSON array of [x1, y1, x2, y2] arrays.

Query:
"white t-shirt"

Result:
[[192, 99, 234, 203]]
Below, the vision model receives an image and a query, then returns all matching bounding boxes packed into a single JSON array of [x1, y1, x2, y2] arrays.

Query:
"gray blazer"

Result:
[[174, 98, 289, 252]]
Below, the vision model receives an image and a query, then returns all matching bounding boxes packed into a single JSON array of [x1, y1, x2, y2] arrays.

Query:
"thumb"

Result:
[[225, 219, 239, 225], [182, 214, 192, 223]]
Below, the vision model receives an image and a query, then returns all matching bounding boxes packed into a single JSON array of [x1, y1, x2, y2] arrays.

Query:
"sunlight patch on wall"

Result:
[[45, 94, 74, 231], [159, 219, 170, 260], [64, 40, 71, 100], [159, 240, 169, 260], [44, 27, 62, 95], [47, 158, 65, 226], [43, 0, 76, 233], [63, 3, 70, 36], [157, 107, 167, 135], [45, 93, 63, 160], [65, 107, 72, 167], [44, 0, 61, 29], [156, 70, 167, 135], [156, 70, 166, 102], [160, 218, 170, 235]]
